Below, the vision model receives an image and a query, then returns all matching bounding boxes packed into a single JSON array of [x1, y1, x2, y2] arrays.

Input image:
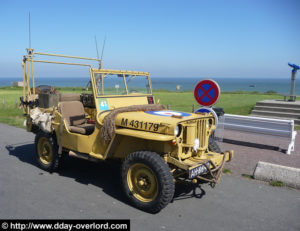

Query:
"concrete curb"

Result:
[[253, 161, 300, 189]]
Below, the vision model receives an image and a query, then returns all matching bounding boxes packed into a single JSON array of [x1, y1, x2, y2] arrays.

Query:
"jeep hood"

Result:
[[112, 110, 212, 135]]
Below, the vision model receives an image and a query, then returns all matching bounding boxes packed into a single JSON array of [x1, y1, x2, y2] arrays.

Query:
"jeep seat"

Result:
[[58, 101, 94, 135]]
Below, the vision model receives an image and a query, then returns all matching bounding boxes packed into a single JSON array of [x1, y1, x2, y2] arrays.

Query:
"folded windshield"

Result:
[[94, 73, 151, 96]]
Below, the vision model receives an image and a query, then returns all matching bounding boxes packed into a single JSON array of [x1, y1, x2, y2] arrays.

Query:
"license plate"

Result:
[[189, 163, 210, 179]]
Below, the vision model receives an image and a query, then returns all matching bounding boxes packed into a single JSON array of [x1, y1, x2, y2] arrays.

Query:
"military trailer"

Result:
[[21, 48, 233, 213]]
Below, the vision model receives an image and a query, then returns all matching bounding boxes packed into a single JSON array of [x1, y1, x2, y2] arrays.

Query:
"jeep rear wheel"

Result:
[[121, 151, 175, 213], [35, 131, 60, 172]]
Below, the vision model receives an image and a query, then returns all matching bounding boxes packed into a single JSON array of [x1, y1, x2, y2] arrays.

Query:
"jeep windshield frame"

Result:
[[91, 69, 153, 98]]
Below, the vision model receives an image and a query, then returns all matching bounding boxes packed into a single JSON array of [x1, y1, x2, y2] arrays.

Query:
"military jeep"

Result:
[[21, 48, 233, 213]]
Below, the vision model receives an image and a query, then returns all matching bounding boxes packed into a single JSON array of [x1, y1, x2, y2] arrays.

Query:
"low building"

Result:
[[12, 81, 23, 87]]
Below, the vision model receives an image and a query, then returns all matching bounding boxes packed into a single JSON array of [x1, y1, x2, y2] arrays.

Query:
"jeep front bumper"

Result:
[[165, 150, 234, 187]]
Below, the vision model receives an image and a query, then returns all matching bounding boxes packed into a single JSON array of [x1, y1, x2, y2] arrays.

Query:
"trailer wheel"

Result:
[[121, 151, 175, 213], [35, 131, 60, 172]]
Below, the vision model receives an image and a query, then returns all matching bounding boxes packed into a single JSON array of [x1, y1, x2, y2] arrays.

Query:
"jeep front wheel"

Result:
[[208, 137, 221, 153], [121, 151, 175, 213]]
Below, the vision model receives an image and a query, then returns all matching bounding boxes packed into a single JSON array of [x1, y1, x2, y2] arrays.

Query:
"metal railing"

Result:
[[219, 114, 297, 154]]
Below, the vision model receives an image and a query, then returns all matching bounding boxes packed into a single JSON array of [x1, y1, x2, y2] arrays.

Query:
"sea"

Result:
[[1, 77, 300, 94]]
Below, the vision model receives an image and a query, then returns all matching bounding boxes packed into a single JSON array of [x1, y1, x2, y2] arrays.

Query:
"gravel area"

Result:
[[220, 129, 300, 176]]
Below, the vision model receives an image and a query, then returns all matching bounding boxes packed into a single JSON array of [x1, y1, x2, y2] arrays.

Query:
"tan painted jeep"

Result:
[[21, 48, 233, 213]]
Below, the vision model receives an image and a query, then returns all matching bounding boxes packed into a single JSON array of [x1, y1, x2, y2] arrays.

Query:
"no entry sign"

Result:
[[194, 79, 220, 106]]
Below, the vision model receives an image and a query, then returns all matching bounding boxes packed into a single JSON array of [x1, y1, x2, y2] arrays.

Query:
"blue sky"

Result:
[[0, 0, 299, 78]]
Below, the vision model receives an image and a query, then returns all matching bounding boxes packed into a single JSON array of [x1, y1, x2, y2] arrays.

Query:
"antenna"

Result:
[[94, 35, 100, 60], [101, 35, 106, 61], [28, 12, 31, 48]]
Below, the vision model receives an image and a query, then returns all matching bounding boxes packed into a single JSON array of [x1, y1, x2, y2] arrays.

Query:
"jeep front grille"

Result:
[[197, 119, 208, 150], [181, 118, 209, 150], [175, 117, 213, 159]]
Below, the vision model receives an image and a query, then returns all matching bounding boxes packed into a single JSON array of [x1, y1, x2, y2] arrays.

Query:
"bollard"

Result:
[[192, 104, 195, 112], [2, 97, 5, 107], [167, 104, 170, 109]]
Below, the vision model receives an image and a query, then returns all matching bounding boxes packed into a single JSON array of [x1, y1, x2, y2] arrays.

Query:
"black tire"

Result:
[[208, 137, 221, 153], [121, 151, 175, 213], [34, 131, 60, 172]]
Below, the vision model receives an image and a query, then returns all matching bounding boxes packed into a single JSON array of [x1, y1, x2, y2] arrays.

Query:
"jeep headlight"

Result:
[[174, 125, 181, 136]]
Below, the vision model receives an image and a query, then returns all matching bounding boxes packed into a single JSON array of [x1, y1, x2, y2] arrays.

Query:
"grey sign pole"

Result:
[[288, 63, 300, 101]]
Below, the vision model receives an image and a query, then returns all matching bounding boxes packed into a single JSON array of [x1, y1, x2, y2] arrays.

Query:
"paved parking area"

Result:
[[220, 129, 300, 176], [0, 123, 300, 231]]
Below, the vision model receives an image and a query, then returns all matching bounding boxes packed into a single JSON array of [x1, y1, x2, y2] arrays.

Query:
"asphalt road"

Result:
[[0, 123, 300, 231]]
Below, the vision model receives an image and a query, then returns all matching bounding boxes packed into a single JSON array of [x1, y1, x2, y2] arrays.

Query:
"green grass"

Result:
[[0, 86, 293, 129], [154, 90, 280, 115], [222, 168, 232, 174], [269, 181, 284, 187], [0, 87, 84, 128], [241, 174, 253, 179], [0, 88, 25, 128]]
